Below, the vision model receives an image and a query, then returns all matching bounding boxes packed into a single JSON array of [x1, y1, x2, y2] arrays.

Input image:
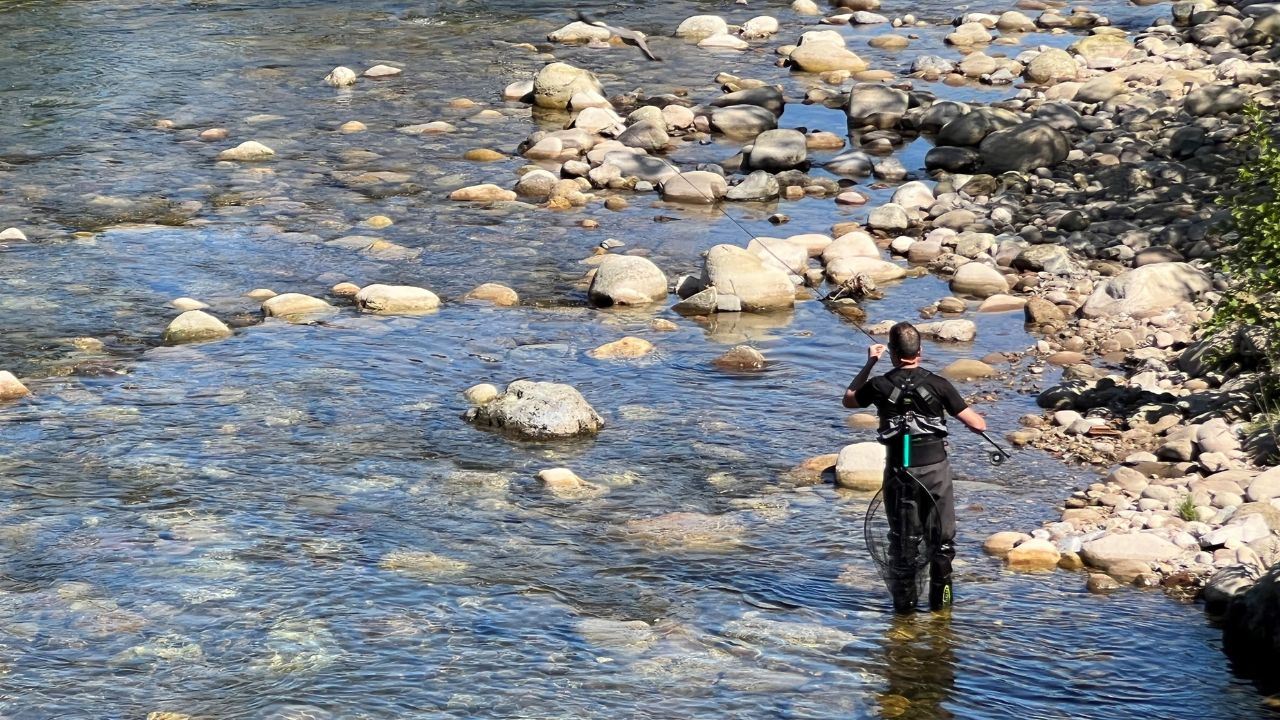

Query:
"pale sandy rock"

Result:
[[465, 283, 519, 306], [217, 141, 274, 161], [363, 64, 403, 78], [261, 293, 338, 321], [0, 371, 30, 400], [1006, 538, 1061, 570], [836, 442, 886, 490], [984, 531, 1032, 556], [464, 383, 500, 405], [324, 66, 358, 87], [355, 284, 441, 315], [449, 184, 517, 202], [589, 255, 668, 306], [163, 310, 232, 345], [588, 337, 655, 359]]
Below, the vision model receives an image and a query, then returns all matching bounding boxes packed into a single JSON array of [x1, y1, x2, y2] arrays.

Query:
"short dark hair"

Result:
[[889, 322, 921, 359]]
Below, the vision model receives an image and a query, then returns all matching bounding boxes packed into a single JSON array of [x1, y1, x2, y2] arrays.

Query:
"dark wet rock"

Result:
[[937, 107, 1022, 147], [824, 150, 875, 177], [1184, 85, 1248, 116], [709, 86, 785, 115], [744, 129, 808, 172], [710, 105, 779, 138], [846, 84, 909, 129], [979, 122, 1070, 173], [925, 146, 981, 172]]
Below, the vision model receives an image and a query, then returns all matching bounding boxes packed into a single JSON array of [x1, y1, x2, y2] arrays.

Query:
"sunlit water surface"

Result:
[[0, 0, 1269, 717]]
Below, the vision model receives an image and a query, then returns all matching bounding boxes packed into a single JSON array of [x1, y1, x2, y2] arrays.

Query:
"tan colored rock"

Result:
[[163, 310, 233, 345], [465, 283, 519, 306], [339, 120, 367, 134], [464, 148, 506, 162], [702, 244, 795, 312], [449, 184, 517, 202], [588, 337, 655, 359], [713, 345, 766, 370], [983, 531, 1031, 556], [1006, 538, 1061, 571], [786, 453, 839, 485], [0, 371, 30, 400], [788, 44, 870, 73], [537, 468, 606, 499], [261, 293, 338, 321], [379, 550, 468, 576], [464, 383, 500, 405], [941, 359, 997, 381]]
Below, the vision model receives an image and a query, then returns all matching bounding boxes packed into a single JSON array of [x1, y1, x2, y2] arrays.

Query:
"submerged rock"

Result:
[[464, 380, 604, 439], [624, 511, 745, 550], [217, 141, 274, 161], [588, 337, 655, 359], [464, 283, 519, 306]]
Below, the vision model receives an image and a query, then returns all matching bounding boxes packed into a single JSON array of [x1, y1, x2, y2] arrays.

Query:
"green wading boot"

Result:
[[929, 581, 952, 612]]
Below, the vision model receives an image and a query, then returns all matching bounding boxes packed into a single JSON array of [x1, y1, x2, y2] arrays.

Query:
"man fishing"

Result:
[[842, 322, 987, 614]]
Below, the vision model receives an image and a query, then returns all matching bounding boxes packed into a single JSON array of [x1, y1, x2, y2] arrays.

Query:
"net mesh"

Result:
[[863, 467, 942, 610]]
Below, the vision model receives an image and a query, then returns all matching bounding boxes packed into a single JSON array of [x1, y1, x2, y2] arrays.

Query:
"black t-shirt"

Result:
[[854, 367, 968, 432]]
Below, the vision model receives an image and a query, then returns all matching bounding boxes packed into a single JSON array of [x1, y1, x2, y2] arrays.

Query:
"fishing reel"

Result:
[[978, 431, 1013, 466]]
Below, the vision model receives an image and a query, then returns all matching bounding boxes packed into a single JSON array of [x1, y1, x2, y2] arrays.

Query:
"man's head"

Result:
[[888, 322, 921, 366]]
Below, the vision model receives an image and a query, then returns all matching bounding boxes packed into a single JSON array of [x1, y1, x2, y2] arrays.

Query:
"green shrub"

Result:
[[1214, 104, 1280, 344]]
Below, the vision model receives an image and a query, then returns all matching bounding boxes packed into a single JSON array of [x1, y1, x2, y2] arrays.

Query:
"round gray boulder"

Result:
[[589, 255, 669, 306]]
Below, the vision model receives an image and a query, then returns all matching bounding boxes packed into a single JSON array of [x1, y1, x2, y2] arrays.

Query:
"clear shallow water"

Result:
[[0, 0, 1271, 717]]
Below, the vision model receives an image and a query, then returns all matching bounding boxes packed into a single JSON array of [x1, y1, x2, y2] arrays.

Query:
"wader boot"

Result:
[[929, 541, 955, 611]]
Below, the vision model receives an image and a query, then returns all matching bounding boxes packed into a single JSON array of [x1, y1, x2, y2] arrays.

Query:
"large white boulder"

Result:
[[1081, 262, 1212, 318], [701, 244, 795, 312], [836, 442, 886, 490]]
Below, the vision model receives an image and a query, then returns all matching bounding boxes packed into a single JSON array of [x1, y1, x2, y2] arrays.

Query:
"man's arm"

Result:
[[842, 344, 886, 408], [956, 407, 986, 432]]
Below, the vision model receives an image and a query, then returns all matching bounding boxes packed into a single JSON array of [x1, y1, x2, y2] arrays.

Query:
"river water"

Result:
[[0, 0, 1269, 717]]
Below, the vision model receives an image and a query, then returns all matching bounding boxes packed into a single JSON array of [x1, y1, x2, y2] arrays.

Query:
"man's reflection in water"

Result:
[[876, 613, 957, 719]]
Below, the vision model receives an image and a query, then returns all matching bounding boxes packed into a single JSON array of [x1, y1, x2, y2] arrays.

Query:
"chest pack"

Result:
[[876, 370, 949, 444]]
